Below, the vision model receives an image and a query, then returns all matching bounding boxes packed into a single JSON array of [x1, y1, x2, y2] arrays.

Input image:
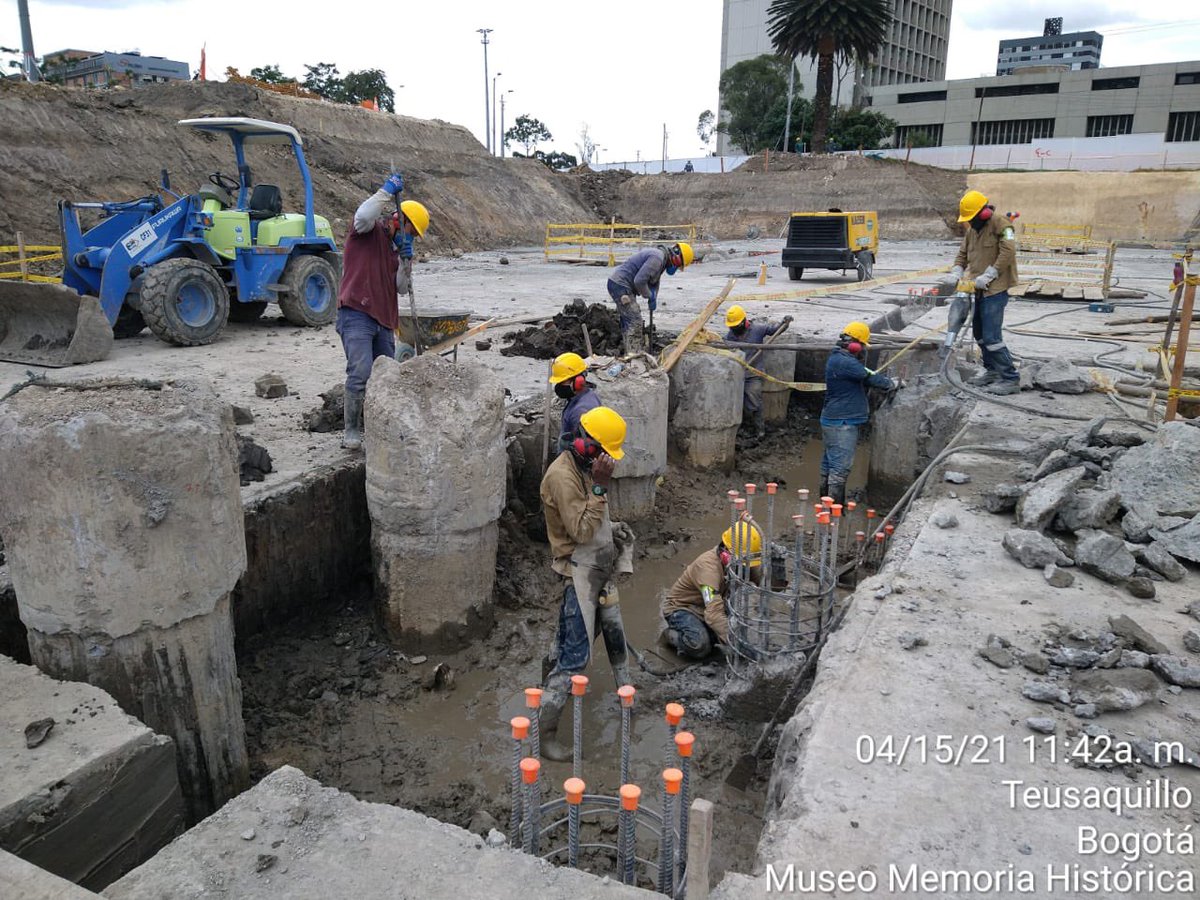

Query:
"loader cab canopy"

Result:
[[178, 117, 303, 146]]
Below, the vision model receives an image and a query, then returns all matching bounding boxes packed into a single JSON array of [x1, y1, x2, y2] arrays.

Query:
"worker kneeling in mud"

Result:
[[549, 352, 601, 454], [538, 406, 636, 760], [724, 305, 791, 439], [660, 522, 762, 661]]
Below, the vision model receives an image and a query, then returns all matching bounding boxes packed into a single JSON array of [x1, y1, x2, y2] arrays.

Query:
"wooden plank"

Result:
[[1083, 286, 1105, 301], [661, 278, 736, 373], [1008, 284, 1027, 297], [1064, 286, 1085, 299], [425, 317, 499, 355]]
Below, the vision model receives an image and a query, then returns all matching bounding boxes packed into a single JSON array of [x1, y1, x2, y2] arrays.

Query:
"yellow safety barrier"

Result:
[[1019, 222, 1093, 252], [1011, 239, 1115, 299], [0, 242, 63, 283], [545, 222, 697, 265]]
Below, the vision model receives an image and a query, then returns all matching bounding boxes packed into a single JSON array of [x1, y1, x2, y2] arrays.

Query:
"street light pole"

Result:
[[492, 72, 502, 156], [477, 28, 493, 152], [500, 90, 513, 157]]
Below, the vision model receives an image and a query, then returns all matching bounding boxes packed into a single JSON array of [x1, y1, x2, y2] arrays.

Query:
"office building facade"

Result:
[[997, 19, 1102, 76], [43, 49, 190, 88]]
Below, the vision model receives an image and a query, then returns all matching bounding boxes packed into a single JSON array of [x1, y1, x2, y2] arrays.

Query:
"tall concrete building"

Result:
[[717, 0, 953, 153], [996, 18, 1102, 76]]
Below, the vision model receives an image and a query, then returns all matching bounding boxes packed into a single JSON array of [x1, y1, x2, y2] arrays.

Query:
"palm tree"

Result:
[[766, 0, 892, 153]]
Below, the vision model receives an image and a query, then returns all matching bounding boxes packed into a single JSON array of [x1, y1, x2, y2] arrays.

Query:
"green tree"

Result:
[[302, 61, 343, 100], [249, 64, 292, 84], [827, 108, 895, 150], [762, 93, 814, 151], [505, 115, 552, 157], [767, 0, 893, 153], [341, 68, 395, 112], [717, 55, 791, 154], [697, 109, 715, 149]]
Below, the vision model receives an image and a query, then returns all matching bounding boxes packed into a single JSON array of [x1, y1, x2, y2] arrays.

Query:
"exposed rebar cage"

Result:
[[723, 484, 843, 676]]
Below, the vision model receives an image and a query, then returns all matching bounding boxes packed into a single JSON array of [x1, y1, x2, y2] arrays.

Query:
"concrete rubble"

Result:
[[1028, 358, 1094, 394]]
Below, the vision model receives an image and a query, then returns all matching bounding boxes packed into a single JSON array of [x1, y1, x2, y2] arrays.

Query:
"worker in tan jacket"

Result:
[[537, 406, 633, 761], [660, 522, 761, 660], [939, 189, 1020, 395]]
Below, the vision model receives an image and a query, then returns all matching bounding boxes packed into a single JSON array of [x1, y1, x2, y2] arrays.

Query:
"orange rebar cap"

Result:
[[766, 482, 778, 495], [745, 483, 757, 494], [663, 768, 684, 795], [821, 496, 833, 508], [727, 489, 740, 501], [735, 498, 747, 511], [855, 531, 866, 542], [817, 513, 830, 526], [524, 687, 543, 709], [618, 684, 636, 707], [511, 716, 530, 740], [874, 532, 885, 543], [665, 702, 685, 726], [520, 757, 541, 784], [846, 500, 857, 511], [620, 784, 642, 810], [831, 504, 843, 518], [885, 524, 895, 535], [798, 488, 810, 500], [674, 731, 695, 758], [867, 508, 877, 518], [571, 674, 589, 696], [564, 777, 585, 804]]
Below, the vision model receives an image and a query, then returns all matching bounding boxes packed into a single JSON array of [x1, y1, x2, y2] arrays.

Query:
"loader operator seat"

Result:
[[248, 184, 283, 221]]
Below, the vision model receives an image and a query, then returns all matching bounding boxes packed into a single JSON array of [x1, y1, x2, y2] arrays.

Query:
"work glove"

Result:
[[781, 315, 794, 327], [647, 287, 657, 312], [381, 172, 404, 196], [974, 265, 999, 291], [938, 265, 963, 288], [393, 232, 414, 259]]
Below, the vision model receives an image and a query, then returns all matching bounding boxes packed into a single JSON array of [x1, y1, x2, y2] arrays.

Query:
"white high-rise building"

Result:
[[717, 0, 954, 153]]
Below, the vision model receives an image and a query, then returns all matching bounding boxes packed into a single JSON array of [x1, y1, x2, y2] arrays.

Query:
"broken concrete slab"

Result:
[[254, 373, 289, 399], [1117, 650, 1151, 668], [983, 483, 1023, 514], [1002, 529, 1071, 569], [1105, 421, 1200, 518], [1184, 630, 1200, 654], [1150, 655, 1200, 688], [719, 654, 804, 722], [1054, 488, 1121, 532], [1122, 509, 1154, 543], [1136, 542, 1186, 582], [868, 374, 971, 492], [1043, 564, 1074, 588], [1031, 449, 1073, 481], [978, 635, 1016, 669], [1022, 681, 1070, 704], [0, 850, 102, 900], [1108, 614, 1170, 655], [1048, 647, 1100, 668], [1126, 575, 1156, 599], [0, 657, 183, 889], [1069, 667, 1161, 712], [1031, 358, 1093, 394], [104, 766, 646, 900], [1026, 717, 1056, 734], [1074, 530, 1137, 584], [1148, 513, 1200, 563], [1015, 466, 1087, 531]]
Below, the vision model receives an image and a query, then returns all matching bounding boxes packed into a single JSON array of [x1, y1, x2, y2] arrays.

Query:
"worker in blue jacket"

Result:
[[549, 352, 601, 453], [606, 242, 694, 354], [820, 321, 897, 505], [724, 305, 791, 438]]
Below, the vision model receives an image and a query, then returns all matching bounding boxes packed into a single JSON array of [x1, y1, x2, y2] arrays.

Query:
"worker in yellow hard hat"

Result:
[[605, 241, 695, 354], [938, 189, 1020, 395], [820, 321, 897, 505], [659, 522, 762, 660], [337, 172, 431, 451], [549, 352, 601, 453], [724, 305, 792, 440], [537, 406, 635, 760]]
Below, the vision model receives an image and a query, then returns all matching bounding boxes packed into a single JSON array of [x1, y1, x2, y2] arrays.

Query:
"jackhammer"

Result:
[[940, 280, 976, 359]]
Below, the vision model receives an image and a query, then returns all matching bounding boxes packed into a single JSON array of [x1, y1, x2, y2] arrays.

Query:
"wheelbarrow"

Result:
[[394, 308, 472, 362]]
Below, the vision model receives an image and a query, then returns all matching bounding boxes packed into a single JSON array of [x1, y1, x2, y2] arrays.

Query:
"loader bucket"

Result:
[[0, 282, 114, 367]]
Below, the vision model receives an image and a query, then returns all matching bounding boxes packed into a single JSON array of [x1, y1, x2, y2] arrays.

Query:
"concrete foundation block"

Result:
[[104, 765, 647, 900], [719, 655, 804, 722], [759, 347, 796, 424], [593, 361, 668, 519], [0, 379, 249, 823], [0, 657, 184, 890], [372, 524, 497, 649], [606, 474, 656, 522], [668, 350, 743, 470], [869, 373, 971, 493], [365, 355, 505, 651]]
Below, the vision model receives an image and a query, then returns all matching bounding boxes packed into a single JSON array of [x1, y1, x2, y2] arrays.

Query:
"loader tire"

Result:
[[229, 301, 269, 323], [140, 258, 229, 346], [279, 254, 338, 327]]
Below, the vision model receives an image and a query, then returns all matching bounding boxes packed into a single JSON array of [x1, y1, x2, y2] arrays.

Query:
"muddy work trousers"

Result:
[[665, 609, 717, 660], [742, 376, 765, 434], [972, 290, 1018, 382], [544, 581, 628, 695]]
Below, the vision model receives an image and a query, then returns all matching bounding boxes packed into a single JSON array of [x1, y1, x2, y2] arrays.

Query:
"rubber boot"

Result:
[[612, 662, 634, 691], [828, 477, 847, 507], [754, 406, 766, 439], [538, 689, 572, 762], [623, 321, 645, 356], [819, 475, 829, 500], [342, 390, 364, 451]]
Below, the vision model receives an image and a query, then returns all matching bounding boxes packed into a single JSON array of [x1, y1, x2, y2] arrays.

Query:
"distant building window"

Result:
[[1166, 111, 1200, 143], [1176, 72, 1200, 86], [1092, 76, 1139, 90], [1087, 114, 1133, 137], [975, 82, 1058, 98], [895, 124, 943, 147], [897, 89, 947, 103], [971, 118, 1055, 145]]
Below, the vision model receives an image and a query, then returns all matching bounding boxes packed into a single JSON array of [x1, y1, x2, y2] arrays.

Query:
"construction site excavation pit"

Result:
[[234, 384, 908, 890]]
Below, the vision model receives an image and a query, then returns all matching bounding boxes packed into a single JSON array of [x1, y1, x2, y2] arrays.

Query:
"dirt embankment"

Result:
[[0, 79, 596, 251], [613, 154, 969, 241]]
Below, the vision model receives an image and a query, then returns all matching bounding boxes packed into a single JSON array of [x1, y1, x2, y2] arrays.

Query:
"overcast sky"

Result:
[[3, 0, 1197, 167]]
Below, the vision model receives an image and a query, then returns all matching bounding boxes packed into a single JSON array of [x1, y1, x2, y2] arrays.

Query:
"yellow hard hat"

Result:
[[401, 200, 430, 236], [725, 304, 747, 328], [549, 352, 587, 385], [722, 521, 763, 566], [957, 190, 988, 223], [843, 321, 871, 345], [580, 406, 626, 460], [675, 242, 695, 268]]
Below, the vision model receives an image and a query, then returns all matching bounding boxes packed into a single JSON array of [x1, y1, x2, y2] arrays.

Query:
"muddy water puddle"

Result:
[[239, 425, 891, 885]]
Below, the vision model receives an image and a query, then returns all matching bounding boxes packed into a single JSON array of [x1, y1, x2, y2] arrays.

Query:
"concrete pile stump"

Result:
[[759, 345, 796, 425], [593, 360, 668, 520], [667, 348, 743, 470], [365, 355, 505, 650], [0, 379, 250, 823]]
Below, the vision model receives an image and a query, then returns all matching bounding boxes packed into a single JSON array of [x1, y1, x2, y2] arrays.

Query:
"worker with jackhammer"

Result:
[[724, 305, 793, 439], [605, 242, 694, 354], [660, 522, 762, 660], [820, 321, 896, 505], [939, 189, 1020, 395], [538, 406, 635, 760], [337, 172, 431, 450], [549, 352, 601, 454]]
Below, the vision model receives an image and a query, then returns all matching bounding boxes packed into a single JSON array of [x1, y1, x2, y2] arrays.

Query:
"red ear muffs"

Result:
[[573, 437, 601, 459], [572, 375, 586, 393], [847, 341, 863, 355], [390, 212, 401, 231], [978, 206, 993, 221], [719, 548, 732, 567]]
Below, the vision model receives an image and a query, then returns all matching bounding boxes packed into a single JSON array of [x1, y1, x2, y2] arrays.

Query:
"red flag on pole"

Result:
[[199, 43, 206, 81]]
